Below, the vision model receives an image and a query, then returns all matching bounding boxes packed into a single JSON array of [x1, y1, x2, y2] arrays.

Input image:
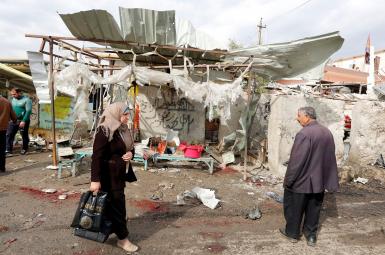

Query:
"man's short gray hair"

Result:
[[298, 106, 317, 119]]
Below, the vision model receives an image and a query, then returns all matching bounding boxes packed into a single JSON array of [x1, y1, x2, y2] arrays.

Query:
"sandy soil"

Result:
[[0, 151, 385, 255]]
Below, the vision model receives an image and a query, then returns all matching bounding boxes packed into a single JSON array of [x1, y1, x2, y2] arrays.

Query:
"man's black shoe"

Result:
[[306, 235, 317, 247], [279, 228, 298, 243]]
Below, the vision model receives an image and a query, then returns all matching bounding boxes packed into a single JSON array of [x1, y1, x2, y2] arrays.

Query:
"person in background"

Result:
[[343, 114, 351, 141], [0, 95, 17, 172], [89, 102, 138, 252], [6, 88, 32, 155], [280, 107, 339, 246]]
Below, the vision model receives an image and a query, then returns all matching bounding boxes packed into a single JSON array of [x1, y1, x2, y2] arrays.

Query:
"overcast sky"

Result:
[[1, 0, 383, 60]]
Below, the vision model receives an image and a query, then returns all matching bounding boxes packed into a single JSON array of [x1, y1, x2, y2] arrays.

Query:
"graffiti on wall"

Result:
[[156, 89, 195, 132], [138, 87, 197, 134]]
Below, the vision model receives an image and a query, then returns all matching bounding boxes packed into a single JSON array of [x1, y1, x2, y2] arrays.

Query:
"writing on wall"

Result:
[[138, 87, 197, 134]]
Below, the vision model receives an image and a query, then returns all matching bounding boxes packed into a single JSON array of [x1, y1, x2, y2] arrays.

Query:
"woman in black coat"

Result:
[[90, 102, 138, 252]]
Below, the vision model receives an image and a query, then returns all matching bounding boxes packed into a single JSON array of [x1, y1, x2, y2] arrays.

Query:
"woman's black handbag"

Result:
[[71, 191, 112, 243]]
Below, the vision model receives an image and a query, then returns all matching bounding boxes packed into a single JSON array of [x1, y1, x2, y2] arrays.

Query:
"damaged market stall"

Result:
[[26, 7, 344, 175]]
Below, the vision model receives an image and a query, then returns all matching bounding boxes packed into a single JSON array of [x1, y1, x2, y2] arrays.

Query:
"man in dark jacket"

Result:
[[280, 106, 339, 246], [0, 95, 17, 172]]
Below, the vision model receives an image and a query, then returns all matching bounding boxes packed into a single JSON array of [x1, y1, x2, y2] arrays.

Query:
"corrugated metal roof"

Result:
[[119, 7, 176, 45], [60, 9, 124, 48], [60, 8, 176, 48], [225, 31, 344, 80], [59, 8, 224, 51]]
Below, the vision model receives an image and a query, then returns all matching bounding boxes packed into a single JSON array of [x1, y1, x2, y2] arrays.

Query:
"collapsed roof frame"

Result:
[[25, 33, 253, 169]]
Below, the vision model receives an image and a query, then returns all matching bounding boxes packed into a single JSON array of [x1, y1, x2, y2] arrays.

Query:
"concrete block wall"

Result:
[[268, 95, 345, 176], [349, 101, 385, 165]]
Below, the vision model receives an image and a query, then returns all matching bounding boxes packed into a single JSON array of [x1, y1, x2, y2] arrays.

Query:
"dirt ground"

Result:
[[1, 150, 385, 255]]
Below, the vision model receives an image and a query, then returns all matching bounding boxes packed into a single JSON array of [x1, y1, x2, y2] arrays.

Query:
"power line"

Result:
[[268, 0, 315, 25]]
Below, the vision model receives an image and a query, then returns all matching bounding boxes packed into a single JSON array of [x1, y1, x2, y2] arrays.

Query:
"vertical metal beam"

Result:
[[49, 38, 58, 167]]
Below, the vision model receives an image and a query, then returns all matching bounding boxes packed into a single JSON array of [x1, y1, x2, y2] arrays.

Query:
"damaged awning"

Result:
[[59, 8, 224, 50], [224, 31, 344, 80]]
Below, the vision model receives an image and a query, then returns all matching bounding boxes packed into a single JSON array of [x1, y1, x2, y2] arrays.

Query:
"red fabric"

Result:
[[344, 115, 351, 129]]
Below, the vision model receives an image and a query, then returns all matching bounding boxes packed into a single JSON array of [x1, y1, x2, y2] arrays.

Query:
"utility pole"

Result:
[[257, 18, 266, 45]]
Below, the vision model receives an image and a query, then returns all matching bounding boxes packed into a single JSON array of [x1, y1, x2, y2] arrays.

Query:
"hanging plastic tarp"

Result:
[[175, 18, 225, 50], [54, 63, 133, 97], [27, 51, 50, 104]]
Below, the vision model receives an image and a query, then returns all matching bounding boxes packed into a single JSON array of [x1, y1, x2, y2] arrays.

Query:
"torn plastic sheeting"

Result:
[[27, 51, 50, 104], [55, 63, 133, 97], [175, 18, 226, 50], [222, 95, 260, 153], [134, 66, 173, 86], [191, 187, 220, 209], [353, 177, 368, 184], [225, 31, 344, 80], [55, 62, 248, 123]]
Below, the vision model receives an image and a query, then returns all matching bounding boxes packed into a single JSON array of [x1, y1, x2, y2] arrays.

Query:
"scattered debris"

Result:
[[73, 181, 90, 186], [41, 188, 57, 194], [158, 181, 174, 190], [247, 192, 255, 195], [353, 177, 369, 184], [373, 154, 385, 168], [3, 238, 17, 245], [192, 187, 220, 209], [58, 194, 67, 200], [20, 213, 46, 231], [24, 159, 37, 163], [222, 151, 235, 165], [168, 168, 181, 173], [20, 186, 80, 201], [176, 190, 198, 206], [245, 206, 262, 220], [265, 191, 284, 203], [150, 191, 163, 201], [46, 165, 58, 170]]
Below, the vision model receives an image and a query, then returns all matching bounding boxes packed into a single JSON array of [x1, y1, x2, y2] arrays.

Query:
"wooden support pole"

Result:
[[49, 38, 58, 167], [243, 72, 252, 180]]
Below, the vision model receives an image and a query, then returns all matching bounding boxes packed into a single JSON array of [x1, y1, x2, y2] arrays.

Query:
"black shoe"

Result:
[[279, 228, 298, 243], [20, 149, 27, 155], [306, 235, 317, 247]]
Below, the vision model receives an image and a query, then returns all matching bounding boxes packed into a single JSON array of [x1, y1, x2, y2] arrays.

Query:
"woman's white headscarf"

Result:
[[97, 102, 133, 151]]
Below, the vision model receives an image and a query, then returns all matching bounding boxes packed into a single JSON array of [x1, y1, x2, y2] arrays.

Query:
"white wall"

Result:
[[349, 101, 385, 165], [333, 50, 385, 75], [268, 95, 345, 176]]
